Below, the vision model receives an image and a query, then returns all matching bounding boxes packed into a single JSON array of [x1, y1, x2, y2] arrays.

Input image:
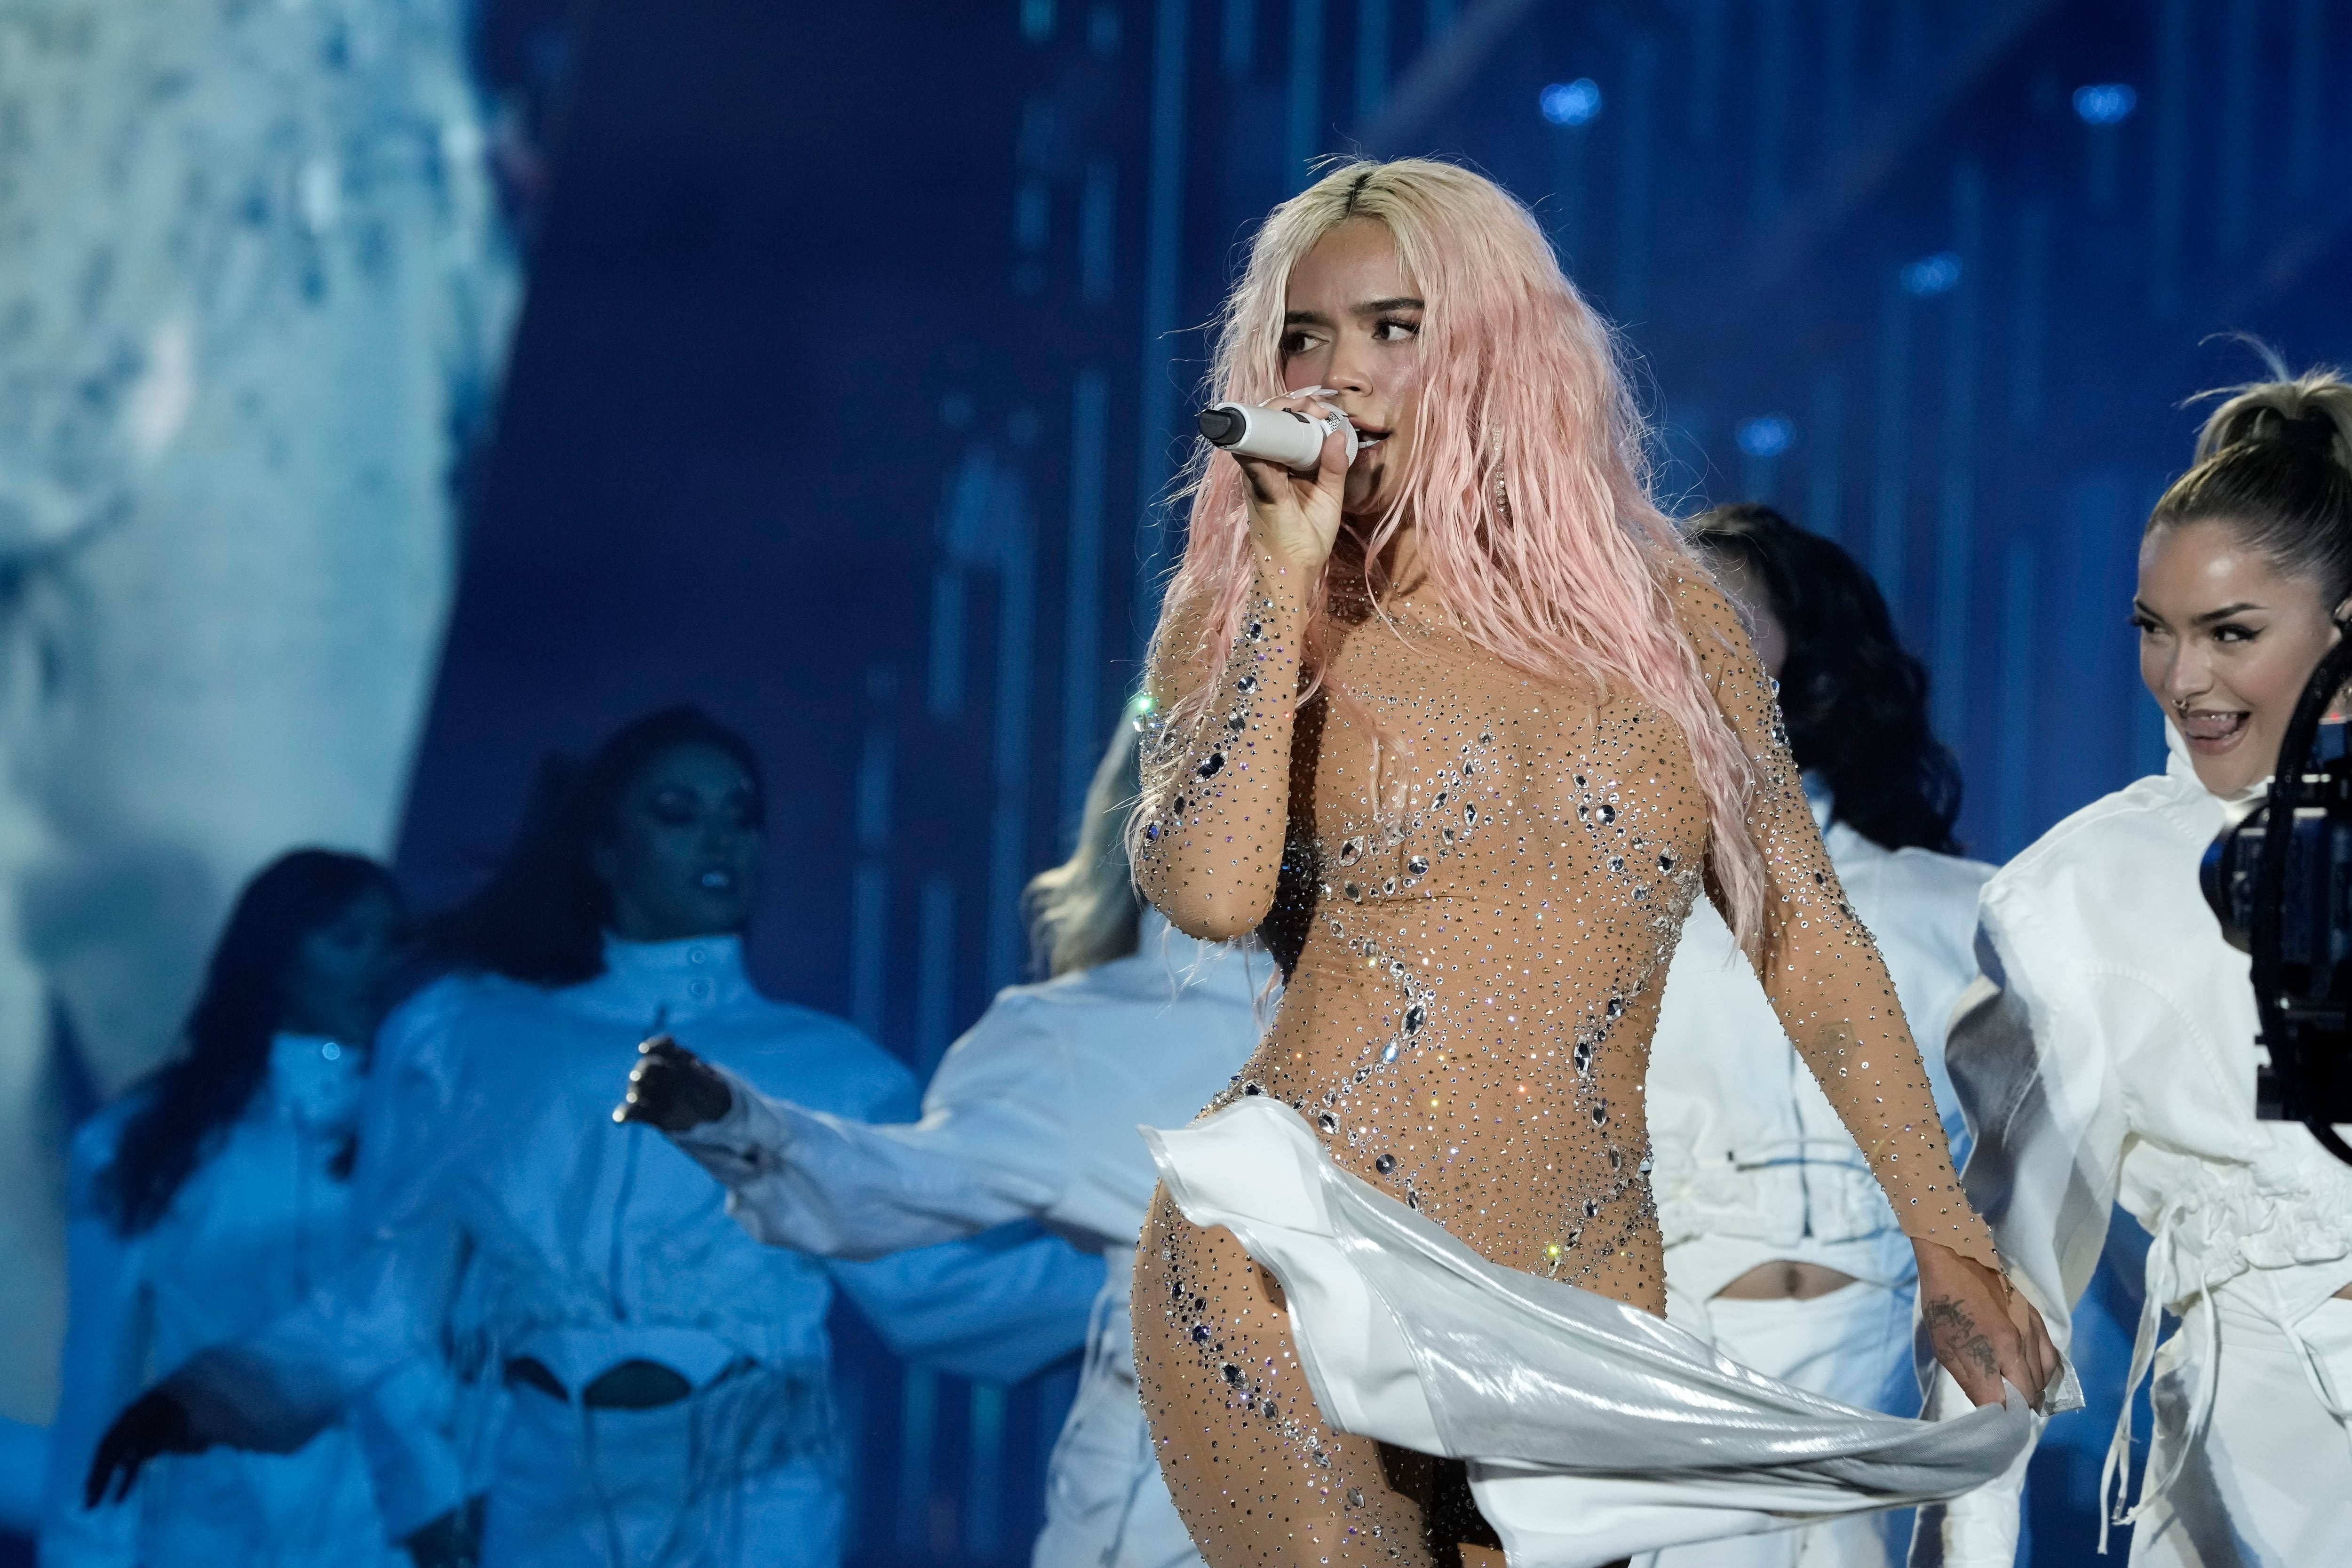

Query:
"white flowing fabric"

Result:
[[1908, 727, 2352, 1567], [1144, 1098, 2045, 1568]]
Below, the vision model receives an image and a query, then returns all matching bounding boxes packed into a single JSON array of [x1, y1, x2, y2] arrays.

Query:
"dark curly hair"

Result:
[[104, 849, 400, 1234], [1687, 504, 1964, 854], [427, 705, 765, 986]]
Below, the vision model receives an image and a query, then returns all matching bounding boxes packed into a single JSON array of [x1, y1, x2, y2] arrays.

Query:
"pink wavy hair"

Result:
[[1141, 157, 1768, 951]]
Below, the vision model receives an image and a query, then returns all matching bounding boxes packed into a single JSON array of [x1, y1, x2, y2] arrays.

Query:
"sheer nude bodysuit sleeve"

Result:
[[1131, 569, 1305, 942], [1671, 572, 2000, 1272]]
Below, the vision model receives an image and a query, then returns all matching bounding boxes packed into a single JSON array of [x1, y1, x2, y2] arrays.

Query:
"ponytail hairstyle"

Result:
[[1025, 710, 1145, 978], [104, 850, 399, 1234], [427, 705, 765, 986], [1131, 158, 1768, 951], [1686, 504, 1963, 854], [2148, 349, 2352, 604]]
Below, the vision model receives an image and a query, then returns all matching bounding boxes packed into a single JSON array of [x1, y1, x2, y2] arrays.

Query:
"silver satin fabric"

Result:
[[1144, 1098, 2042, 1568]]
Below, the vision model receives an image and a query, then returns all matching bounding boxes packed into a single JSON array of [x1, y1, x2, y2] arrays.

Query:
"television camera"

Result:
[[2201, 632, 2352, 1167]]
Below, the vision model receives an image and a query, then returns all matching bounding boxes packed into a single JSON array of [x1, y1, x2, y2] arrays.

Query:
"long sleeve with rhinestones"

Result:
[[1133, 572, 1308, 941], [1677, 576, 2001, 1274]]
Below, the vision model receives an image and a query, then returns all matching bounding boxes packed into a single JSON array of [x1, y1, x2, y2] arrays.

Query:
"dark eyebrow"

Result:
[[1283, 298, 1425, 326], [2192, 602, 2263, 625]]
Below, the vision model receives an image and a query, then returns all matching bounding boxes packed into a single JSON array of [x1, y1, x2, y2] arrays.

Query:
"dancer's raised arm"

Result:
[[1130, 406, 1350, 940]]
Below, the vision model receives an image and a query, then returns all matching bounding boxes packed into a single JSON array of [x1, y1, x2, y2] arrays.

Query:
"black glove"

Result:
[[84, 1386, 204, 1507], [614, 1034, 735, 1132]]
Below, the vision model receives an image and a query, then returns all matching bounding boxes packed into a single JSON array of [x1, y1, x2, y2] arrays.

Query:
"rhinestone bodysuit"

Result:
[[1128, 564, 1997, 1568]]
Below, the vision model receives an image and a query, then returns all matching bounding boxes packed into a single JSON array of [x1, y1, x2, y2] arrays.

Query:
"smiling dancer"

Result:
[[1112, 157, 2054, 1568], [1914, 365, 2352, 1567]]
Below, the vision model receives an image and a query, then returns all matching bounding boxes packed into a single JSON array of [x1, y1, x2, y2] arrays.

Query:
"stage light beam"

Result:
[[2072, 83, 2137, 126], [1540, 79, 1602, 127]]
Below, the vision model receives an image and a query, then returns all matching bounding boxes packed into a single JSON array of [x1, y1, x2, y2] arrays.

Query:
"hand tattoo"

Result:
[[1923, 1298, 2001, 1385]]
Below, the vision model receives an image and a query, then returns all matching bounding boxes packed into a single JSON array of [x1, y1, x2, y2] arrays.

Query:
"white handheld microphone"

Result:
[[1196, 400, 1359, 474]]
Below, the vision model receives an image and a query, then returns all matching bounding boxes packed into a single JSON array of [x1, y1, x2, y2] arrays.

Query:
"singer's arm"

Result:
[[1131, 419, 1347, 941]]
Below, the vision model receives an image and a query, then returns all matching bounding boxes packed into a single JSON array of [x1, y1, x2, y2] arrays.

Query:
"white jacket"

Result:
[[1649, 785, 1991, 1302], [1914, 738, 2352, 1565], [675, 914, 1269, 1568], [41, 1035, 402, 1568], [193, 936, 1104, 1543]]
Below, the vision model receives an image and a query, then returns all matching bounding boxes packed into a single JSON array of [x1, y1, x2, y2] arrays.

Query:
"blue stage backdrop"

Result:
[[395, 4, 2352, 1566]]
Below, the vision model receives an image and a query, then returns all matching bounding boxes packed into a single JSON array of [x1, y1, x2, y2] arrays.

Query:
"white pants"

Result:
[[1034, 1255, 1203, 1568], [478, 1365, 842, 1568], [2128, 1293, 2352, 1568], [1640, 1279, 1915, 1568]]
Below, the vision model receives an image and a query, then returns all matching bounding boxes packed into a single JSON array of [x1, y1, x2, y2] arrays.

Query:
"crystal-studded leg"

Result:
[[1134, 1188, 1440, 1568]]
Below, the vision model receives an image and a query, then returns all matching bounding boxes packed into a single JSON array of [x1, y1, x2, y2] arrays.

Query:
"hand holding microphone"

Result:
[[1199, 390, 1356, 576], [1196, 399, 1360, 473]]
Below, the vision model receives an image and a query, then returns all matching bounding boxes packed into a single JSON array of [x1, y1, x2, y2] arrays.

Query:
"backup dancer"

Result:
[[1644, 507, 1991, 1568], [1107, 158, 2055, 1568], [1915, 366, 2352, 1567], [619, 715, 1269, 1568], [81, 707, 1101, 1568], [46, 851, 409, 1568]]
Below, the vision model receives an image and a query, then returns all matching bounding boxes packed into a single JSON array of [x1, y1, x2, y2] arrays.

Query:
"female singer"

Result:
[[1917, 366, 2352, 1567], [1644, 506, 1992, 1568], [1115, 158, 2053, 1568], [620, 714, 1270, 1568], [44, 850, 408, 1567]]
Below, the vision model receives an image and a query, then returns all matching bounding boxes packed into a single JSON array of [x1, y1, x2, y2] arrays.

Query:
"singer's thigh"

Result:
[[1133, 1186, 1438, 1568]]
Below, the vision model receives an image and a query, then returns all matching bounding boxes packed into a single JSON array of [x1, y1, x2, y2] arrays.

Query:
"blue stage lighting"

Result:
[[1735, 416, 1794, 458], [2071, 84, 2137, 126], [1540, 79, 1602, 127], [1900, 252, 1962, 297]]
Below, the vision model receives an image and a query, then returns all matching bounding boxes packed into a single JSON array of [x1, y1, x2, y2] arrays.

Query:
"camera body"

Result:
[[2201, 635, 2352, 1162]]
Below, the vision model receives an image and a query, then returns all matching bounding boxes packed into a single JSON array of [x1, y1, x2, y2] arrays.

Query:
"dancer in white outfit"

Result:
[[1911, 366, 2352, 1568], [45, 851, 409, 1568], [620, 716, 1271, 1568], [81, 708, 1102, 1568], [1645, 508, 1992, 1568]]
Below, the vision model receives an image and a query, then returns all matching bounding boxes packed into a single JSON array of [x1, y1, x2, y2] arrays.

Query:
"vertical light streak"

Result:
[[1132, 0, 1192, 651]]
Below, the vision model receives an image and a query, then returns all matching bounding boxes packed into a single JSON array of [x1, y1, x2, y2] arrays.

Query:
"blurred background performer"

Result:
[[1915, 366, 2352, 1567], [1641, 506, 1990, 1568], [617, 712, 1269, 1568], [81, 706, 1104, 1568], [0, 0, 519, 1441], [41, 851, 409, 1567]]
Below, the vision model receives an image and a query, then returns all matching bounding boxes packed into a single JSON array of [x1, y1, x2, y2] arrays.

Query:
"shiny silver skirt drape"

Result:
[[1143, 1099, 2050, 1568]]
